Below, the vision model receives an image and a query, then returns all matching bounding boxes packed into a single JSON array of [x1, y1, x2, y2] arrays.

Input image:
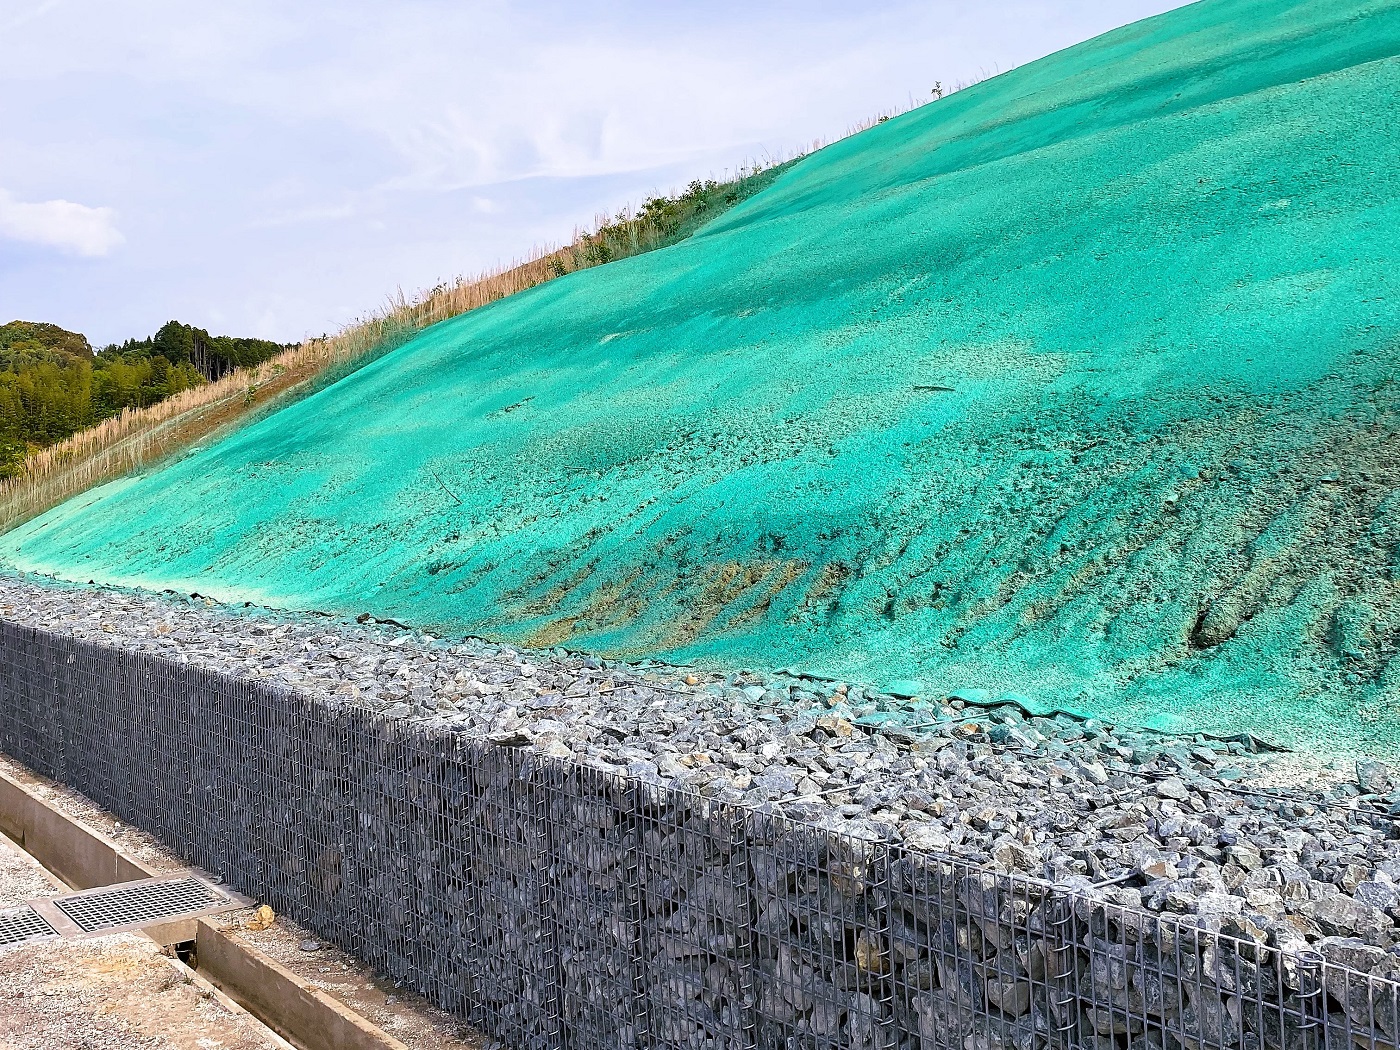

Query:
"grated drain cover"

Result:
[[0, 905, 58, 947], [54, 876, 229, 933]]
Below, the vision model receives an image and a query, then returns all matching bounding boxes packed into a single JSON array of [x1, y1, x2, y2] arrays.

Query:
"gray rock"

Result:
[[983, 977, 1032, 1017], [1226, 843, 1263, 872], [1316, 937, 1400, 1033], [752, 769, 798, 797], [1358, 759, 1394, 795], [903, 824, 960, 853], [1302, 895, 1395, 942], [1354, 880, 1399, 913], [1079, 760, 1109, 785], [990, 839, 1042, 874], [4, 573, 1398, 956], [1156, 777, 1191, 801]]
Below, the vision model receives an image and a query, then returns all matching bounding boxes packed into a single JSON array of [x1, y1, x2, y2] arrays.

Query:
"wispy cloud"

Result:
[[0, 0, 62, 33], [248, 202, 357, 230], [0, 189, 123, 257]]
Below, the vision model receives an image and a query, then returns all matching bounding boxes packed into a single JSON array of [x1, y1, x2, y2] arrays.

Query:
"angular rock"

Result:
[[1302, 896, 1395, 943], [1358, 760, 1394, 796]]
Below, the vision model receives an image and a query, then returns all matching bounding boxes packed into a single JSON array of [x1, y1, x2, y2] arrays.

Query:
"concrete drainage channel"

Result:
[[1, 871, 242, 945], [0, 765, 415, 1050]]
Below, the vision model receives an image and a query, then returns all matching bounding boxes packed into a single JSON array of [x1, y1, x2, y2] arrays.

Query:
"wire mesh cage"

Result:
[[1, 618, 1397, 1050]]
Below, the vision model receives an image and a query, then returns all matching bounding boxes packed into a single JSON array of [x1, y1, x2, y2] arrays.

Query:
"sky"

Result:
[[0, 0, 1190, 348]]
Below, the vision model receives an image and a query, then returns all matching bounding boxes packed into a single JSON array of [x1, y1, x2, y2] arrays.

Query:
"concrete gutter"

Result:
[[0, 766, 412, 1050], [195, 920, 413, 1050], [0, 768, 152, 889]]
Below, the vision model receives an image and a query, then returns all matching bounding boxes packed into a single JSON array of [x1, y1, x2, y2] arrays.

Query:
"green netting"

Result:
[[6, 0, 1400, 752]]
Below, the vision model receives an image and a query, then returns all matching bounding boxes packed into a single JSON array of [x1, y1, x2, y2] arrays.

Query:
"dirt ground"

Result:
[[211, 913, 489, 1050], [0, 931, 291, 1050], [0, 831, 62, 908], [2, 829, 285, 1049]]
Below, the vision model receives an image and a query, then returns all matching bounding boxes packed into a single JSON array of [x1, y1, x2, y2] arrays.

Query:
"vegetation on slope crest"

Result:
[[0, 320, 287, 479]]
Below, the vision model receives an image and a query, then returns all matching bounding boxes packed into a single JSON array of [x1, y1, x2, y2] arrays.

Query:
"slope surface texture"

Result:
[[7, 0, 1400, 751]]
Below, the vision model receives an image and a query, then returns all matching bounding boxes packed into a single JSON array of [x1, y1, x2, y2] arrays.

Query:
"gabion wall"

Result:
[[1, 618, 1396, 1050]]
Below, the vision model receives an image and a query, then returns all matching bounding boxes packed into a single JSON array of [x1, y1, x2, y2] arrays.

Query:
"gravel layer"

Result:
[[3, 572, 1399, 959]]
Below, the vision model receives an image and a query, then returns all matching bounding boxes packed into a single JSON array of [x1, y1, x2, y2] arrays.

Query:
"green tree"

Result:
[[0, 318, 288, 478]]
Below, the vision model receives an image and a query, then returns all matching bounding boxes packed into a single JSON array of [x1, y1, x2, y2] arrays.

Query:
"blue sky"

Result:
[[0, 0, 1188, 347]]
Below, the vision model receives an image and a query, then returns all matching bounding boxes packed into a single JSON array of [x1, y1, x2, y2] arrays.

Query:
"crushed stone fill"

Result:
[[7, 570, 1400, 961]]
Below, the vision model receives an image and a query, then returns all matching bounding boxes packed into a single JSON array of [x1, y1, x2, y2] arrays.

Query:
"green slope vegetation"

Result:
[[6, 0, 1400, 750]]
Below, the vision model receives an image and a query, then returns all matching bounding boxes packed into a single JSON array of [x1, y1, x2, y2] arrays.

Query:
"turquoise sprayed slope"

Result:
[[7, 0, 1400, 751]]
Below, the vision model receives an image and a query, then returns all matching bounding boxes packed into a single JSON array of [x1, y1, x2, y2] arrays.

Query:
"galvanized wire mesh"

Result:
[[1, 618, 1397, 1050]]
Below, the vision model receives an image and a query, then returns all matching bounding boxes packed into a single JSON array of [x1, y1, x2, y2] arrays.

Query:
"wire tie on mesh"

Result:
[[1297, 949, 1326, 1031], [1091, 868, 1140, 888]]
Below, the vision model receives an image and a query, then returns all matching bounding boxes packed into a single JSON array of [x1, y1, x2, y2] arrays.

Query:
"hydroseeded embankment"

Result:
[[4, 0, 1399, 749]]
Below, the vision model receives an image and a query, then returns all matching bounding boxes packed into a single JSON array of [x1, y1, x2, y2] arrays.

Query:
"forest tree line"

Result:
[[0, 319, 288, 477]]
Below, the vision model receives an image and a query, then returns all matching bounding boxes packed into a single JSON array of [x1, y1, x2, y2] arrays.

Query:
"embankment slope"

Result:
[[6, 0, 1400, 749]]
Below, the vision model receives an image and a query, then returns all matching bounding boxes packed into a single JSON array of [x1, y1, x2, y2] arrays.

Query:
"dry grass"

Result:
[[0, 88, 969, 533]]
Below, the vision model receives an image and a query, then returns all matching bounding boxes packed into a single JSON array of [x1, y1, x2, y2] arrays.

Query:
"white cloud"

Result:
[[0, 1, 1191, 196], [0, 189, 123, 256]]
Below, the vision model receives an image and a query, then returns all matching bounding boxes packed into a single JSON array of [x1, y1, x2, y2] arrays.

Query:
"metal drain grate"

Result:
[[54, 876, 229, 933], [0, 905, 57, 947]]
